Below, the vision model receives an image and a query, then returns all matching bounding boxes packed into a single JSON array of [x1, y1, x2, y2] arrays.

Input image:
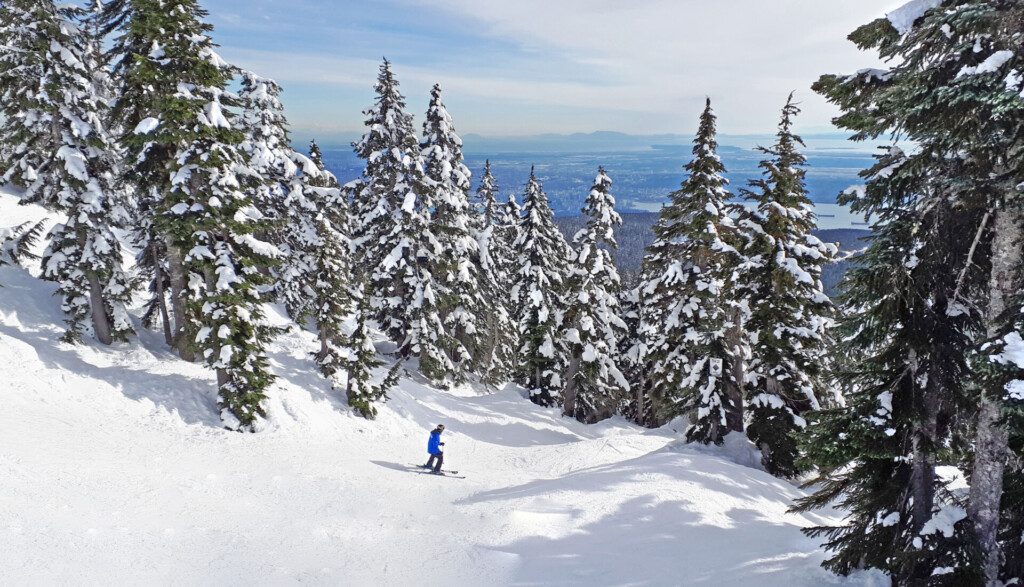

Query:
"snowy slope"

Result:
[[0, 188, 886, 586]]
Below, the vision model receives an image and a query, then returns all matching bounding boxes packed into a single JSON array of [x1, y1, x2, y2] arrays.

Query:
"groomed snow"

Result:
[[0, 188, 886, 586]]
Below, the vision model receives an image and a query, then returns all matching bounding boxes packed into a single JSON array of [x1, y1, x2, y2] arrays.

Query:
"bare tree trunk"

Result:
[[154, 270, 173, 346], [87, 273, 113, 345], [969, 398, 1008, 584], [562, 354, 581, 419], [969, 204, 1020, 584], [906, 349, 939, 583], [165, 238, 195, 361], [724, 306, 745, 434], [78, 227, 113, 345], [635, 368, 648, 426]]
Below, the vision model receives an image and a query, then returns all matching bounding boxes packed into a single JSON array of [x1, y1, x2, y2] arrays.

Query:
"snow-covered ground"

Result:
[[0, 189, 886, 586]]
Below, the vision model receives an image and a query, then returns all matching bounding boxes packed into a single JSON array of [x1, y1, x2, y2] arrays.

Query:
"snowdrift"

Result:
[[0, 188, 885, 585]]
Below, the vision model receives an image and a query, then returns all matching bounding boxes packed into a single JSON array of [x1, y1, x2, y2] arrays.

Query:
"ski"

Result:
[[417, 471, 466, 479], [409, 464, 459, 475]]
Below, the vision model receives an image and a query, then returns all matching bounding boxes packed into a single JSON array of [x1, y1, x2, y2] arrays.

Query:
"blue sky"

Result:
[[203, 0, 902, 138]]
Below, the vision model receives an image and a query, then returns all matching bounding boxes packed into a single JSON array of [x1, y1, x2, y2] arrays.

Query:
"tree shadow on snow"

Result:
[[0, 266, 220, 427], [458, 449, 842, 586], [478, 496, 828, 586]]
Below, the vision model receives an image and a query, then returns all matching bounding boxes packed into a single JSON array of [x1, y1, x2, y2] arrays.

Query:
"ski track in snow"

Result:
[[0, 188, 887, 586]]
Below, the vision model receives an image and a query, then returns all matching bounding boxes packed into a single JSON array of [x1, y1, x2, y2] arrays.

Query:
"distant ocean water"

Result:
[[317, 140, 877, 222]]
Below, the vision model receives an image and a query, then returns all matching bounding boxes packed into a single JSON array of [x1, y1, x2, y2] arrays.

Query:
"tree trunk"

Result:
[[562, 354, 581, 420], [969, 397, 1008, 584], [906, 349, 939, 584], [969, 203, 1021, 584], [87, 272, 113, 345], [154, 270, 173, 346], [79, 227, 113, 345], [635, 367, 648, 426], [165, 238, 195, 361], [724, 306, 745, 433]]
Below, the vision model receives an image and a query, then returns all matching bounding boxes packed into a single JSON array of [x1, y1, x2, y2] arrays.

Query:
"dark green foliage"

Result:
[[737, 96, 835, 477], [802, 1, 1024, 580], [513, 168, 570, 406], [640, 99, 743, 443], [794, 150, 983, 582]]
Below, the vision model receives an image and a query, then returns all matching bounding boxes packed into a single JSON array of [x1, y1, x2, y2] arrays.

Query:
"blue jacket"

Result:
[[427, 429, 443, 454]]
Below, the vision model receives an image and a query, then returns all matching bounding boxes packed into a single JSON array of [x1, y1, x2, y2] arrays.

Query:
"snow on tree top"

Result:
[[886, 0, 942, 35]]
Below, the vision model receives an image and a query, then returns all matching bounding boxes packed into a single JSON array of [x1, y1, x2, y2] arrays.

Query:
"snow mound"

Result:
[[0, 187, 884, 585]]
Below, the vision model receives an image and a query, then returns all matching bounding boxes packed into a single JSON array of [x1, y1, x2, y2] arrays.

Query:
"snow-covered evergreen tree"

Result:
[[472, 161, 517, 384], [98, 0, 279, 429], [372, 149, 449, 383], [625, 214, 670, 428], [562, 168, 629, 422], [351, 60, 422, 332], [420, 84, 486, 385], [307, 140, 338, 189], [513, 168, 570, 406], [640, 99, 743, 444], [0, 0, 135, 345], [308, 193, 355, 380], [93, 0, 193, 359], [736, 95, 835, 478], [238, 71, 333, 325], [238, 72, 291, 231], [474, 160, 499, 225], [806, 1, 1024, 580], [794, 149, 981, 583]]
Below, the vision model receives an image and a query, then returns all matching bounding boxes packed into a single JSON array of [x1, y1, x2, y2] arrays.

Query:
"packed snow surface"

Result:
[[0, 189, 885, 585]]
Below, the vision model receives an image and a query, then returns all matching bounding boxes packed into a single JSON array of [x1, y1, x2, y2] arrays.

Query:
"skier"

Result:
[[423, 424, 445, 474]]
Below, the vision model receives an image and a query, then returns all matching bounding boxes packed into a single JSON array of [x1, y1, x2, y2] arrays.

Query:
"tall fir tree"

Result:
[[807, 1, 1024, 580], [238, 72, 291, 232], [97, 0, 279, 429], [561, 168, 629, 422], [473, 161, 518, 384], [0, 0, 135, 345], [301, 138, 355, 382], [351, 59, 423, 338], [794, 148, 982, 583], [238, 71, 331, 324], [640, 99, 743, 444], [736, 95, 835, 478], [513, 168, 571, 406], [374, 149, 450, 382], [420, 84, 486, 385], [474, 160, 499, 224]]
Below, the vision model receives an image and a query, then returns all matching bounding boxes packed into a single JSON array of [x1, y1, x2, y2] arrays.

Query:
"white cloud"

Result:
[[393, 0, 899, 133], [219, 0, 907, 135]]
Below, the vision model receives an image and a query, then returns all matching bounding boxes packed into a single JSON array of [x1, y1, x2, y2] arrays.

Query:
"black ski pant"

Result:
[[426, 452, 443, 472]]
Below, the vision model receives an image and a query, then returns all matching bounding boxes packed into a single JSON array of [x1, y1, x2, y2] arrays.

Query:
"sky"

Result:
[[201, 0, 904, 139]]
